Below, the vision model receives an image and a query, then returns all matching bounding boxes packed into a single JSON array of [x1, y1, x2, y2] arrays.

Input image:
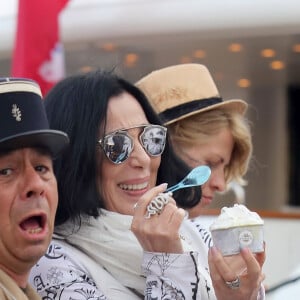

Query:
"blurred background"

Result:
[[1, 0, 300, 296], [2, 0, 300, 213]]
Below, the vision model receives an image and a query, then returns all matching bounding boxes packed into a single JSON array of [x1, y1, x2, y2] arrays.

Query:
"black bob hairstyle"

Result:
[[44, 69, 201, 226]]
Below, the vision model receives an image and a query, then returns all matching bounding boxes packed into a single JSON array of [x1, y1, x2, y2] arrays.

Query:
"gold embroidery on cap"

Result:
[[12, 104, 22, 122]]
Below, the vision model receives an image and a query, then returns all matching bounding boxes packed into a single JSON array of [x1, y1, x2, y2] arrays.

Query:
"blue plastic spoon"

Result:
[[166, 165, 211, 193]]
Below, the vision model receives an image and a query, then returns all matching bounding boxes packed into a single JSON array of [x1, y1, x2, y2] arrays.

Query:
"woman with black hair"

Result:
[[29, 70, 265, 300]]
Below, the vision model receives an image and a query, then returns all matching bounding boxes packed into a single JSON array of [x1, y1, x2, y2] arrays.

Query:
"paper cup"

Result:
[[211, 224, 264, 256]]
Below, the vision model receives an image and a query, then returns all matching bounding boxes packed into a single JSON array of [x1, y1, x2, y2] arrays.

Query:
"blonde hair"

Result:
[[168, 109, 252, 186]]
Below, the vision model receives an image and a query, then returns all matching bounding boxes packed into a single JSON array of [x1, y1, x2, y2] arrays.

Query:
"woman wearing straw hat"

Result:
[[136, 63, 252, 218], [137, 64, 266, 299]]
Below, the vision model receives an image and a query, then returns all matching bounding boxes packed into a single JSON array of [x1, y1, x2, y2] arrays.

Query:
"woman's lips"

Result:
[[201, 195, 213, 205]]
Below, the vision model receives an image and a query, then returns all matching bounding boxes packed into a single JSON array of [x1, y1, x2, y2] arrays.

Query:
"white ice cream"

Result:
[[210, 204, 264, 231]]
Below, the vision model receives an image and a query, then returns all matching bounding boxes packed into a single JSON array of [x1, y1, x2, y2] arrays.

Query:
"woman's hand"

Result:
[[131, 183, 186, 253], [208, 246, 266, 300]]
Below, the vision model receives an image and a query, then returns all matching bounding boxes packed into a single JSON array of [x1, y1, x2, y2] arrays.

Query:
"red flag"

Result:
[[11, 0, 69, 96]]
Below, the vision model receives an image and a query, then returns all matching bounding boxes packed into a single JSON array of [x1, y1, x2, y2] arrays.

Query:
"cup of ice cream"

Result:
[[209, 204, 264, 256]]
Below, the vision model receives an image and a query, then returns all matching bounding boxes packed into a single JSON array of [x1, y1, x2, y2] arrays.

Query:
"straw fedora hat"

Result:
[[136, 63, 247, 125], [0, 77, 69, 156]]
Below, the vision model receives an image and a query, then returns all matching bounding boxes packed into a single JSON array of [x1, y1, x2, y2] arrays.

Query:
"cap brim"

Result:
[[0, 130, 69, 158], [163, 99, 247, 125]]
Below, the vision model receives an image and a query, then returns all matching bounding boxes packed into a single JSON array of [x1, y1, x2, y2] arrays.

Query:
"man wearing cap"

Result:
[[0, 78, 68, 299]]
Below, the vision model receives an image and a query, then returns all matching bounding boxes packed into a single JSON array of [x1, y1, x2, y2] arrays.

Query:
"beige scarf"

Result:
[[0, 269, 41, 300]]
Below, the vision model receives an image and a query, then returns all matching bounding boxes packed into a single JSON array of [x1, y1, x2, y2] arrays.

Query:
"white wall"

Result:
[[2, 0, 300, 56]]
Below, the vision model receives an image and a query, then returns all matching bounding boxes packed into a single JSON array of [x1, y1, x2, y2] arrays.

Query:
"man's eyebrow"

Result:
[[32, 147, 53, 159]]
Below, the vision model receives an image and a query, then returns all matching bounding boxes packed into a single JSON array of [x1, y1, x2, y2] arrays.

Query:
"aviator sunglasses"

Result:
[[98, 124, 167, 164]]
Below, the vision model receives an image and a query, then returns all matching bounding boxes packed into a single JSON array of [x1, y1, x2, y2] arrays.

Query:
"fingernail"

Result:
[[160, 183, 168, 190], [210, 246, 218, 256], [240, 247, 250, 254]]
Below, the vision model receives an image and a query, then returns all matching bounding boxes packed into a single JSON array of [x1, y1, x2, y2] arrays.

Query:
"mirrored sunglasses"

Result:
[[98, 124, 167, 164]]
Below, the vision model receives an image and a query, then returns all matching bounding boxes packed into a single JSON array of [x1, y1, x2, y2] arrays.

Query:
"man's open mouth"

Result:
[[19, 214, 46, 234]]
